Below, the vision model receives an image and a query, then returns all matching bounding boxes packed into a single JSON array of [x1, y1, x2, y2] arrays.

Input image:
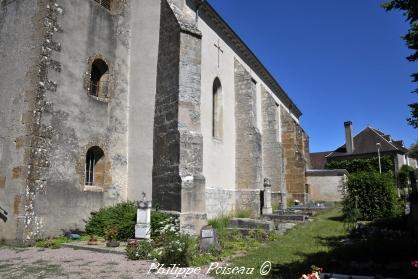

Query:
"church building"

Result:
[[0, 0, 309, 244]]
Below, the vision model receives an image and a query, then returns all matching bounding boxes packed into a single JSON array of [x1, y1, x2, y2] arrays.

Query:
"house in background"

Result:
[[326, 121, 417, 172], [307, 121, 417, 202]]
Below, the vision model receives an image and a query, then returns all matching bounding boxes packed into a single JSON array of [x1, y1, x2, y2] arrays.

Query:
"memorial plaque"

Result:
[[201, 229, 214, 238], [199, 225, 221, 252]]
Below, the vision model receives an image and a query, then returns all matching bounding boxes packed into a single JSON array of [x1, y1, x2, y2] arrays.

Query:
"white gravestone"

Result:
[[135, 193, 152, 240], [262, 178, 273, 215]]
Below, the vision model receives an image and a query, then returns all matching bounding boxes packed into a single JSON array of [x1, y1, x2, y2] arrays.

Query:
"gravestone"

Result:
[[262, 177, 273, 215], [199, 225, 221, 252], [135, 193, 151, 240]]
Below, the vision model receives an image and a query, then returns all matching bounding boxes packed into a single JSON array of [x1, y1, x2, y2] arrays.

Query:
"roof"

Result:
[[327, 126, 409, 158], [195, 0, 302, 118], [310, 152, 332, 169]]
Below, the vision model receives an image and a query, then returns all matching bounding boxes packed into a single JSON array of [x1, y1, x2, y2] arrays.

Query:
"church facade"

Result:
[[0, 0, 309, 244]]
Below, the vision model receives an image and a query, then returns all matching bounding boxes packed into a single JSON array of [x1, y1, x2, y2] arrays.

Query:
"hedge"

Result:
[[325, 156, 394, 174], [342, 172, 399, 222]]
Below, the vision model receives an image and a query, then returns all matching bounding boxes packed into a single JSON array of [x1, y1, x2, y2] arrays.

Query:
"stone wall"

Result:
[[306, 170, 348, 202], [281, 108, 310, 203], [205, 188, 235, 219], [152, 0, 181, 213], [0, 0, 39, 244], [0, 0, 131, 243], [234, 58, 262, 215], [261, 85, 286, 208], [153, 0, 206, 234], [36, 0, 130, 238]]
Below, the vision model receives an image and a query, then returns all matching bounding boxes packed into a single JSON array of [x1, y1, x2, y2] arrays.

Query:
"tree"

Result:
[[383, 0, 418, 128], [409, 139, 418, 158]]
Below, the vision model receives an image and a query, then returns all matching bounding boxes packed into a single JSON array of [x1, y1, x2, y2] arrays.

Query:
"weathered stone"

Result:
[[228, 218, 274, 231], [199, 225, 221, 252], [263, 214, 308, 222], [234, 59, 262, 216], [276, 222, 296, 233]]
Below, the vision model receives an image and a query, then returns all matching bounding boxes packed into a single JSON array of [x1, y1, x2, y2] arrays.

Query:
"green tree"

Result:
[[409, 139, 418, 158], [383, 0, 418, 128]]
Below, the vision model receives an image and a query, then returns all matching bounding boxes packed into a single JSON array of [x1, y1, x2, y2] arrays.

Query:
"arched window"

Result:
[[212, 77, 223, 139], [85, 146, 105, 186], [94, 0, 112, 11], [90, 59, 109, 97]]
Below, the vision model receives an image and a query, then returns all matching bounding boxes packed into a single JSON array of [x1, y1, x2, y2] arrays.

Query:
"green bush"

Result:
[[155, 233, 195, 267], [399, 165, 417, 192], [85, 202, 136, 241], [85, 202, 173, 241], [325, 156, 394, 174], [126, 240, 153, 260], [342, 172, 399, 222], [150, 210, 173, 238]]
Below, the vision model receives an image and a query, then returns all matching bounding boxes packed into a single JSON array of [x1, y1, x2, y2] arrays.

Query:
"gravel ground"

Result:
[[0, 246, 214, 279]]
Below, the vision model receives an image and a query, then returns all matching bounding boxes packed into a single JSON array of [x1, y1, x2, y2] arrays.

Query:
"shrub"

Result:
[[85, 201, 136, 241], [342, 172, 399, 222], [399, 165, 417, 192], [85, 201, 173, 241], [325, 156, 394, 174], [155, 234, 194, 267], [126, 240, 153, 260], [150, 210, 173, 238], [104, 225, 119, 241]]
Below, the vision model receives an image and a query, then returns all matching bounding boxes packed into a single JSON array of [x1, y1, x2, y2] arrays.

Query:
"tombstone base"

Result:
[[135, 224, 151, 240], [262, 206, 273, 215]]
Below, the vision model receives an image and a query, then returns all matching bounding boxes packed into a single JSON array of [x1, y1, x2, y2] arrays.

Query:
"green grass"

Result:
[[214, 207, 348, 278], [34, 234, 94, 249]]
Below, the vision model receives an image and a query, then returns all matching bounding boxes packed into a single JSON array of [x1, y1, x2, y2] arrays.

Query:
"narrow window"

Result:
[[85, 146, 105, 186], [212, 77, 223, 139], [90, 59, 109, 97], [94, 0, 112, 10]]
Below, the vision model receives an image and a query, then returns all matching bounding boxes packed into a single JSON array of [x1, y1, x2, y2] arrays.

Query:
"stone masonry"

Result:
[[153, 0, 206, 234], [234, 58, 262, 215], [0, 0, 309, 242], [261, 85, 286, 208], [281, 108, 310, 203]]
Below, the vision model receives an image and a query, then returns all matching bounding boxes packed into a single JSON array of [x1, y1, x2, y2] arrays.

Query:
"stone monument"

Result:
[[135, 192, 152, 240], [199, 225, 221, 253], [262, 177, 273, 215]]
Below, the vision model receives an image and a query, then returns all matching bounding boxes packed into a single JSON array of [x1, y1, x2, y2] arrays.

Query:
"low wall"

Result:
[[306, 169, 348, 202]]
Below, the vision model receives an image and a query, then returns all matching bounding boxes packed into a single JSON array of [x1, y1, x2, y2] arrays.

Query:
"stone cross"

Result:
[[262, 177, 273, 215], [214, 38, 224, 68], [135, 192, 152, 240]]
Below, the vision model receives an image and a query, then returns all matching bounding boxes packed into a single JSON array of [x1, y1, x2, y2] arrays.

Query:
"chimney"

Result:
[[344, 121, 354, 153]]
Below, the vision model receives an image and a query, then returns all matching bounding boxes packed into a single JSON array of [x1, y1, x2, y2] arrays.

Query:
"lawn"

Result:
[[214, 207, 418, 278], [214, 207, 348, 278]]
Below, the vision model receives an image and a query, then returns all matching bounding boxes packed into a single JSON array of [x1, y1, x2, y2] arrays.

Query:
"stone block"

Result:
[[276, 222, 296, 233], [228, 218, 274, 231], [263, 214, 307, 222]]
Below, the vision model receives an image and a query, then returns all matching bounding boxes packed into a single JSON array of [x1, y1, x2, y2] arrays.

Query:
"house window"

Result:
[[212, 77, 223, 140], [90, 59, 109, 98], [94, 0, 112, 10], [85, 146, 105, 186]]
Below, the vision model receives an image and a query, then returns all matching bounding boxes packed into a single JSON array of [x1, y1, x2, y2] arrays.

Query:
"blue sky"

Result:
[[209, 0, 417, 152]]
